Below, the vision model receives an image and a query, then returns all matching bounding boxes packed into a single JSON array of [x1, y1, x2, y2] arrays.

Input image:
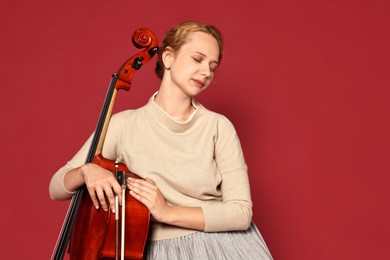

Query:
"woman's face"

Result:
[[164, 31, 220, 97]]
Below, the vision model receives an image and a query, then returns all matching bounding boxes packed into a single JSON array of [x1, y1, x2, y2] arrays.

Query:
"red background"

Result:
[[1, 0, 389, 259]]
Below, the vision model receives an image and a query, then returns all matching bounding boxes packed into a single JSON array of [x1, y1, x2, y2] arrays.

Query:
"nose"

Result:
[[200, 67, 211, 77]]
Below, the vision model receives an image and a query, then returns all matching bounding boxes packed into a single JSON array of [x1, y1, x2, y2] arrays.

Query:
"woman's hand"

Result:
[[126, 177, 205, 230], [126, 177, 170, 223], [81, 163, 122, 212]]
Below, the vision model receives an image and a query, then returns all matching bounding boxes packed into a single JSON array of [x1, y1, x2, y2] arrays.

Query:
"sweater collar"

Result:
[[146, 92, 202, 133]]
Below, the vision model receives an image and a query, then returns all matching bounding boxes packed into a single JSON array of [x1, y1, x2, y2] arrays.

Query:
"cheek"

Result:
[[177, 58, 197, 73], [203, 77, 214, 88], [177, 66, 196, 78]]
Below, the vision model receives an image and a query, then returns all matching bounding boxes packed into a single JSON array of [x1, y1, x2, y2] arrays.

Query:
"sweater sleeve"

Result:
[[48, 113, 124, 200], [48, 134, 94, 200], [201, 116, 253, 232]]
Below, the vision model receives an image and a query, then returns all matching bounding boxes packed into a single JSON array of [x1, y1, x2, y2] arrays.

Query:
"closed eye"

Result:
[[210, 63, 218, 72], [192, 54, 218, 72]]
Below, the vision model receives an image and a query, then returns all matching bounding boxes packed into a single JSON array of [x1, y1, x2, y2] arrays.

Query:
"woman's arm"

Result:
[[49, 115, 124, 208], [127, 177, 205, 231], [65, 163, 123, 212], [202, 116, 253, 232]]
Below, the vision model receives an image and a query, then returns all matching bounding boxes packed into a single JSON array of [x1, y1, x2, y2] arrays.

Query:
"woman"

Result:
[[49, 21, 272, 259]]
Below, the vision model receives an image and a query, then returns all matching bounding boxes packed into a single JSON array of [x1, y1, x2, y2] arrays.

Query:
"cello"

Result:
[[51, 28, 159, 260]]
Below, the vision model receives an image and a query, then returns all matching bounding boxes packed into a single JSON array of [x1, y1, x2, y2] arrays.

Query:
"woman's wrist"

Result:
[[161, 205, 205, 231], [63, 165, 87, 192]]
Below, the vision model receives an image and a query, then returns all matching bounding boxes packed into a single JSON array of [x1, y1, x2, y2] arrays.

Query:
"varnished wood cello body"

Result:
[[51, 28, 158, 260]]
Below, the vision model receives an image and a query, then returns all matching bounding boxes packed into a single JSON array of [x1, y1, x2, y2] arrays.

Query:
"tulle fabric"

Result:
[[145, 223, 273, 260]]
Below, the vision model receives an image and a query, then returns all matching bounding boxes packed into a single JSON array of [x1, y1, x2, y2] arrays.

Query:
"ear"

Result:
[[162, 46, 175, 70]]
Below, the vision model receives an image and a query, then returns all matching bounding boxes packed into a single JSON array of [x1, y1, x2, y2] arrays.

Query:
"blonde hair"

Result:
[[155, 21, 224, 79]]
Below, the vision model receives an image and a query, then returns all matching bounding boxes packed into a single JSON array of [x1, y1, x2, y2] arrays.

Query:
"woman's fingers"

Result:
[[112, 183, 123, 206], [87, 182, 120, 212], [126, 177, 169, 222], [96, 187, 109, 211], [127, 178, 155, 202], [87, 186, 101, 210], [103, 183, 117, 212], [83, 163, 123, 212]]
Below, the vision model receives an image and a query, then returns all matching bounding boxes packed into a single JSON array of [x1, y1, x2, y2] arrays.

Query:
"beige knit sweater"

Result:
[[49, 94, 253, 241]]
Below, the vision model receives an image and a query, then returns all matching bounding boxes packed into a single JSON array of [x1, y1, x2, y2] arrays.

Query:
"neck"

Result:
[[154, 86, 195, 122]]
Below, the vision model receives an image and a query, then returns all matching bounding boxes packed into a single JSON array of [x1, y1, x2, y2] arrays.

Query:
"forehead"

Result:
[[181, 32, 220, 61]]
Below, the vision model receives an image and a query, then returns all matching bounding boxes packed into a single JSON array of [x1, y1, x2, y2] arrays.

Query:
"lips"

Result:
[[193, 78, 205, 88]]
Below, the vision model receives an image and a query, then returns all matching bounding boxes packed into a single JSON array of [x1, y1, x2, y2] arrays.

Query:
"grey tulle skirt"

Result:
[[144, 223, 273, 260]]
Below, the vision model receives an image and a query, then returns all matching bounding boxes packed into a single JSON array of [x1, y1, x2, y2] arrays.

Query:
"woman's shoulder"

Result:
[[111, 105, 147, 120], [195, 101, 231, 122], [112, 109, 138, 118], [107, 106, 147, 131], [195, 101, 236, 131]]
